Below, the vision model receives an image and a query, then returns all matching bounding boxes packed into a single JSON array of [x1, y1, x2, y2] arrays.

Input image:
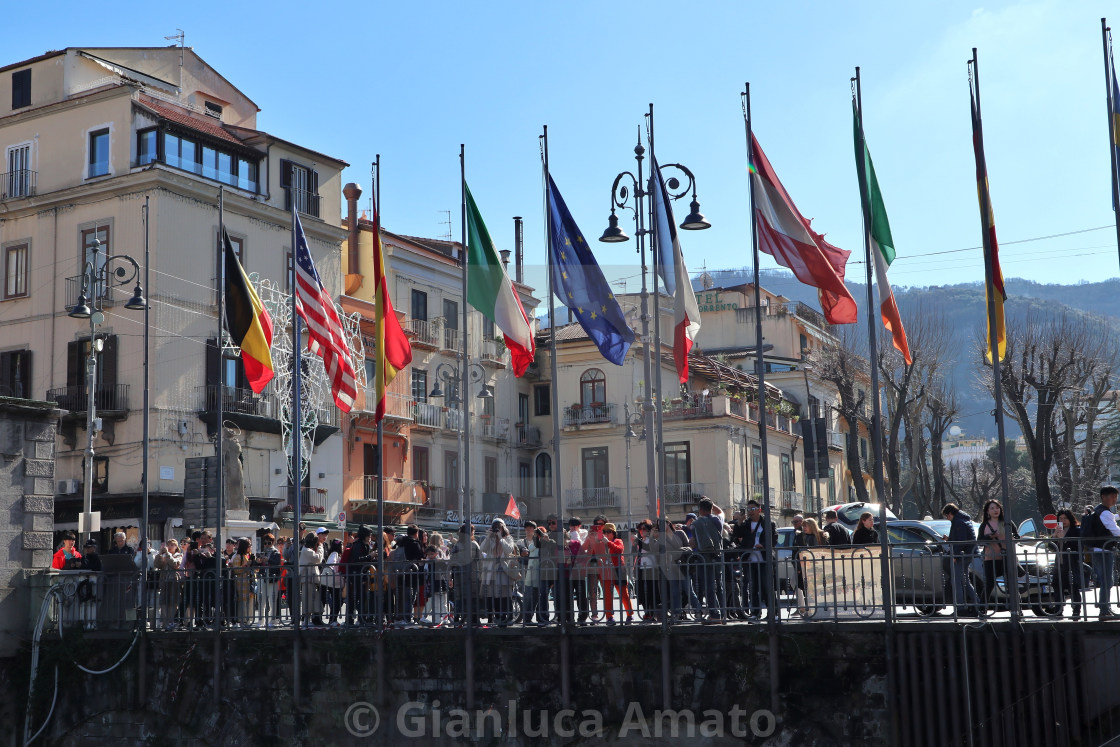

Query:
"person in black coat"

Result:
[[852, 512, 879, 545], [941, 503, 982, 616], [1054, 509, 1085, 619]]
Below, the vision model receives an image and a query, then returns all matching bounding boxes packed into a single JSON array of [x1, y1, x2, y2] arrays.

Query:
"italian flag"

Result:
[[854, 106, 911, 365], [465, 182, 535, 376]]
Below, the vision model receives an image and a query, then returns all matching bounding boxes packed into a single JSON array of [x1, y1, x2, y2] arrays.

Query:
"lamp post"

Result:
[[600, 130, 710, 521], [429, 360, 492, 519], [622, 403, 646, 531], [800, 358, 817, 517], [67, 238, 146, 541]]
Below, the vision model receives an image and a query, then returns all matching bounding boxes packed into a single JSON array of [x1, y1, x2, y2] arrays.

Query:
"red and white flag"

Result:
[[504, 495, 521, 520], [751, 135, 857, 325], [651, 157, 701, 383], [293, 209, 357, 412]]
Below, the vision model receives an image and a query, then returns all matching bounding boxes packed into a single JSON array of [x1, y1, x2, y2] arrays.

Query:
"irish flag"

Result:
[[372, 196, 413, 422], [853, 105, 911, 365], [465, 182, 535, 376]]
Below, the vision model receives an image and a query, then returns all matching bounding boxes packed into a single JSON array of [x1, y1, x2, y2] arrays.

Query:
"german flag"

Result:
[[223, 230, 274, 392], [970, 82, 1006, 363]]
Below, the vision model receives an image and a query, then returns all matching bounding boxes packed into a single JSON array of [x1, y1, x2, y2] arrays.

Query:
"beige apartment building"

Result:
[[0, 47, 347, 544]]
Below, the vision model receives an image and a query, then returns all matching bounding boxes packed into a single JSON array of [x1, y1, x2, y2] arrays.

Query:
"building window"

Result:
[[88, 456, 109, 493], [78, 223, 111, 298], [363, 359, 375, 391], [0, 349, 31, 398], [412, 369, 427, 404], [12, 69, 30, 109], [535, 453, 552, 497], [88, 129, 110, 178], [534, 384, 550, 416], [444, 450, 459, 495], [781, 453, 794, 492], [4, 242, 27, 299], [581, 447, 609, 491], [443, 299, 458, 329], [482, 315, 495, 340], [6, 143, 33, 198], [280, 159, 319, 217], [519, 461, 531, 501], [412, 446, 430, 484], [663, 442, 691, 487], [799, 333, 809, 355], [484, 456, 498, 494], [411, 289, 427, 322], [828, 466, 837, 504], [751, 445, 763, 495], [66, 336, 118, 407], [518, 393, 529, 424], [137, 129, 158, 166], [162, 131, 258, 191], [580, 368, 606, 407], [204, 101, 223, 118]]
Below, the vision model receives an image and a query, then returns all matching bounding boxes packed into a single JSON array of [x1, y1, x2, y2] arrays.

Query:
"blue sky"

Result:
[[9, 1, 1119, 302]]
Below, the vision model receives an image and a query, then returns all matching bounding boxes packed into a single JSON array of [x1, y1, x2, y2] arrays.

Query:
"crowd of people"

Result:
[[46, 487, 1120, 629]]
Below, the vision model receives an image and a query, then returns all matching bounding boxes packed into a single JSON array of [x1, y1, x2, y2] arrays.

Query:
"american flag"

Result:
[[293, 210, 356, 412]]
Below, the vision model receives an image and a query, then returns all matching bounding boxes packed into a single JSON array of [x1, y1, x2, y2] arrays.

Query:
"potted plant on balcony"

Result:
[[493, 334, 506, 354]]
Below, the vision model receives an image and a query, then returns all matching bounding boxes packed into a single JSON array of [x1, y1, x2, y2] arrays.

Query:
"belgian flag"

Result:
[[223, 230, 274, 392]]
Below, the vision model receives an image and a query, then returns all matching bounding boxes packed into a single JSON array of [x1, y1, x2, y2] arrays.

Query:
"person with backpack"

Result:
[[1083, 486, 1120, 620]]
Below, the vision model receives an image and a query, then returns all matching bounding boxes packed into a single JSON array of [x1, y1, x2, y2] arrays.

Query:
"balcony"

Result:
[[663, 482, 706, 506], [828, 430, 846, 450], [441, 327, 462, 354], [780, 490, 805, 512], [564, 486, 620, 510], [787, 301, 832, 333], [198, 384, 276, 418], [47, 384, 129, 416], [514, 424, 541, 449], [562, 402, 617, 428], [1, 169, 36, 200], [65, 275, 121, 311], [663, 394, 713, 421], [407, 318, 441, 349], [355, 387, 412, 420], [278, 487, 329, 516], [478, 415, 510, 442], [479, 337, 507, 367], [361, 476, 428, 506], [411, 401, 443, 429]]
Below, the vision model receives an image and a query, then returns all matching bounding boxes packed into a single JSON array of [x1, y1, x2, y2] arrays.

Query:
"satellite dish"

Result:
[[949, 425, 962, 437]]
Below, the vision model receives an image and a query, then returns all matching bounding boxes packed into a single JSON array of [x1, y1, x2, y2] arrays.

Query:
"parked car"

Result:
[[824, 502, 898, 531]]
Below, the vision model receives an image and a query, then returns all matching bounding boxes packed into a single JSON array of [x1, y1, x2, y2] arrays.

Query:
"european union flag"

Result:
[[547, 175, 635, 365]]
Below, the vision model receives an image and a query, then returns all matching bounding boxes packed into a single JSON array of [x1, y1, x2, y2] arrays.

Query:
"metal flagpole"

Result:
[[1102, 19, 1120, 270], [374, 157, 386, 637], [970, 49, 1017, 622], [853, 68, 901, 746], [541, 126, 570, 708], [459, 144, 475, 710], [291, 202, 304, 703], [138, 194, 151, 692], [852, 68, 895, 624], [743, 83, 781, 714], [646, 104, 668, 525], [214, 186, 225, 702]]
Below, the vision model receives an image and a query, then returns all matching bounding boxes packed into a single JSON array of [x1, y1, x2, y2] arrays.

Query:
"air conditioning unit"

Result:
[[57, 479, 80, 495]]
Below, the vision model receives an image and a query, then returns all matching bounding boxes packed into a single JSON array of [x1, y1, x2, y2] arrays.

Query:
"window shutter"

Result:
[[309, 170, 320, 217], [17, 350, 30, 399], [205, 338, 220, 387], [66, 341, 83, 388], [0, 352, 11, 395], [279, 160, 293, 211]]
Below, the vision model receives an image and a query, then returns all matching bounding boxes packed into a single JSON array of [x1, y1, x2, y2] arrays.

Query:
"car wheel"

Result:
[[915, 604, 942, 616], [1031, 602, 1063, 618]]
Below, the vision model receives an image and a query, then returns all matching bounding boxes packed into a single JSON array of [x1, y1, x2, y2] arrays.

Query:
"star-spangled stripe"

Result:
[[293, 210, 356, 412]]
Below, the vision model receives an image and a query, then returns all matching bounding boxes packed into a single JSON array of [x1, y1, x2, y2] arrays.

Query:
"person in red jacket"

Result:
[[52, 531, 81, 569], [601, 523, 634, 624]]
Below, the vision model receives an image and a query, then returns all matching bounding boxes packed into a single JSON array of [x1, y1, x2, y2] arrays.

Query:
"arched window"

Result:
[[580, 368, 606, 407], [535, 453, 553, 497]]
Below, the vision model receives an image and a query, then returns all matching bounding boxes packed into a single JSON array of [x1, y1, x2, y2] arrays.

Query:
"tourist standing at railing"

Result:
[[420, 544, 450, 625], [977, 500, 1018, 607], [516, 521, 539, 625], [740, 500, 773, 621], [726, 508, 751, 620], [681, 513, 697, 543], [565, 518, 591, 624], [690, 497, 726, 623], [634, 520, 661, 622], [941, 504, 983, 617], [536, 516, 561, 625], [578, 517, 610, 623], [480, 519, 519, 627], [228, 537, 256, 627], [393, 525, 425, 625], [1083, 486, 1120, 620], [107, 531, 136, 558], [852, 512, 878, 545], [793, 518, 824, 617], [651, 518, 689, 620], [155, 539, 183, 630], [320, 539, 344, 627], [298, 532, 323, 627], [601, 524, 633, 624], [1054, 510, 1086, 620], [255, 533, 283, 628], [342, 525, 375, 626], [450, 524, 482, 626], [194, 531, 222, 628]]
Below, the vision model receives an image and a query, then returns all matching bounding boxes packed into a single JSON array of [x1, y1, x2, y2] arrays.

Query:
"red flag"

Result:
[[372, 198, 412, 421], [751, 135, 857, 325], [504, 495, 521, 520]]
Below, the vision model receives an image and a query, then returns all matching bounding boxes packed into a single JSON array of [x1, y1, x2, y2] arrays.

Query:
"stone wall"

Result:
[[0, 399, 61, 658], [11, 627, 890, 746]]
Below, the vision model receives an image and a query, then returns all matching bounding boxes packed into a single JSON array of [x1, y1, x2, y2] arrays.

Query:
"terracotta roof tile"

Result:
[[137, 97, 243, 146]]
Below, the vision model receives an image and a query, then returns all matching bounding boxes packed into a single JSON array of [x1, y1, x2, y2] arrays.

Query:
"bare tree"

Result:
[[975, 310, 1116, 516], [878, 299, 955, 515], [818, 327, 872, 503], [924, 382, 959, 517]]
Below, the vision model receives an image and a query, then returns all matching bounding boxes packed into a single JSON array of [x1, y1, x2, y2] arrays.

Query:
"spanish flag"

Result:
[[372, 198, 412, 422], [223, 230, 274, 392]]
